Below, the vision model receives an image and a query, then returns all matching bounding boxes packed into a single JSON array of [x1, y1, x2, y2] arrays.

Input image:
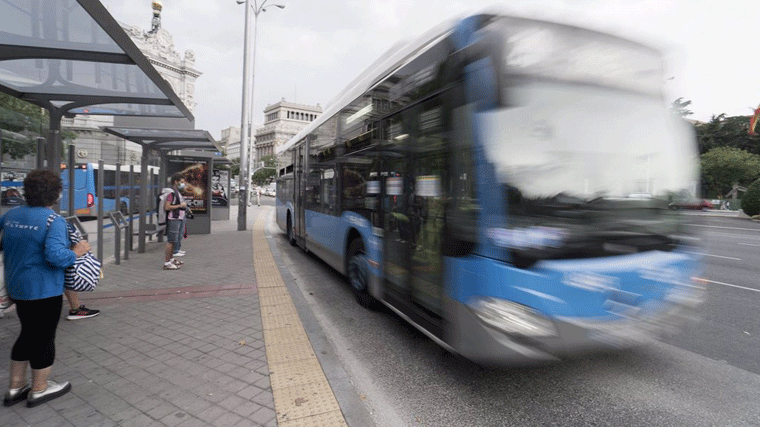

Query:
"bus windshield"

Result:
[[477, 21, 698, 263], [480, 83, 697, 203]]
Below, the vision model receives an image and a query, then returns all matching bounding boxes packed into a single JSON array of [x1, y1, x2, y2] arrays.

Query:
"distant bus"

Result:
[[61, 163, 160, 217], [277, 12, 704, 364]]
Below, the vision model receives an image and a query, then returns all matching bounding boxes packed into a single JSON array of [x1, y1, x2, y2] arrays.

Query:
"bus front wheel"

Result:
[[347, 239, 376, 309]]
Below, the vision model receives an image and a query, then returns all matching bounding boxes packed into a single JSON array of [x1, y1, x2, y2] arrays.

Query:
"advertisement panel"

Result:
[[212, 169, 229, 207], [167, 158, 209, 214]]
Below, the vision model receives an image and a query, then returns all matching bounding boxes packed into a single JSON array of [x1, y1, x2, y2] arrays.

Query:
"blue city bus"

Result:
[[61, 163, 159, 217], [276, 12, 704, 363]]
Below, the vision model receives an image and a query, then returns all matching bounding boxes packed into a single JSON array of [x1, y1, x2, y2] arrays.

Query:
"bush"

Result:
[[741, 178, 760, 217]]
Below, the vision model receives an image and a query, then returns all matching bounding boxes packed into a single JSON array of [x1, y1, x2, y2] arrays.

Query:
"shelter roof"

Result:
[[0, 0, 193, 121], [102, 127, 220, 152]]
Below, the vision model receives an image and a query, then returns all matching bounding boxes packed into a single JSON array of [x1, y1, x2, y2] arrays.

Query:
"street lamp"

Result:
[[236, 0, 284, 230]]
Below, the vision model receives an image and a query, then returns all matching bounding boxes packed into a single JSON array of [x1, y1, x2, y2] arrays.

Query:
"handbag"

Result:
[[46, 214, 101, 292]]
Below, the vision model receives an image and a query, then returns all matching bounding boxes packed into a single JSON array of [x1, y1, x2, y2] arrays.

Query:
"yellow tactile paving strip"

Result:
[[252, 210, 348, 427]]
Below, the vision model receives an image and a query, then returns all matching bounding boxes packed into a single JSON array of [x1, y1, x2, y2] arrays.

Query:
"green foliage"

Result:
[[740, 178, 760, 216], [229, 157, 240, 176], [251, 155, 277, 186], [0, 92, 47, 159], [700, 147, 760, 197], [695, 113, 760, 155], [671, 97, 693, 117]]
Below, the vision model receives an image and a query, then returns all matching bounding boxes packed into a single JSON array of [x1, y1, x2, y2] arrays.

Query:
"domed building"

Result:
[[61, 1, 201, 166]]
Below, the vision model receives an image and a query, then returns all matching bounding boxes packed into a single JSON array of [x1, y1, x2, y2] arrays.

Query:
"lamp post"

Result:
[[236, 0, 284, 230]]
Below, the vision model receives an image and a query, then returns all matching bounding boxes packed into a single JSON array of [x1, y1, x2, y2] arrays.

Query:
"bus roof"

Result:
[[276, 10, 662, 157], [276, 16, 456, 157]]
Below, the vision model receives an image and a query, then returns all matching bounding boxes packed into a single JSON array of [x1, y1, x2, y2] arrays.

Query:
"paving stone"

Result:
[[146, 402, 180, 420], [0, 208, 351, 427], [195, 403, 231, 424], [248, 405, 278, 426], [160, 410, 193, 427], [176, 416, 209, 427]]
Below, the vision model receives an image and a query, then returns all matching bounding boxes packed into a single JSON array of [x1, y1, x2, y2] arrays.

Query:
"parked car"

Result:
[[668, 199, 713, 210], [1, 188, 24, 206]]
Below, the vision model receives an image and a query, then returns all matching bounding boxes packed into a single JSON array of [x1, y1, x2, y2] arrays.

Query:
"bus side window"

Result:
[[306, 170, 321, 208], [322, 169, 336, 214], [446, 105, 479, 250]]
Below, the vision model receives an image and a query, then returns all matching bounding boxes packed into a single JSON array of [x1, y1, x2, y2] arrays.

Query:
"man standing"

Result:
[[163, 173, 187, 270]]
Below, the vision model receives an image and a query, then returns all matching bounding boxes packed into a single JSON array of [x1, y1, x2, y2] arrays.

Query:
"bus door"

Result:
[[382, 99, 448, 336], [294, 144, 306, 246]]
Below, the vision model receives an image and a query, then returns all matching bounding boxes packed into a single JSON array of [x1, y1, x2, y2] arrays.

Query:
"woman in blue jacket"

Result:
[[2, 170, 90, 408]]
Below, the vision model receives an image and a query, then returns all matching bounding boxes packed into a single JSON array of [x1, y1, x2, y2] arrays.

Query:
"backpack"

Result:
[[156, 188, 173, 225]]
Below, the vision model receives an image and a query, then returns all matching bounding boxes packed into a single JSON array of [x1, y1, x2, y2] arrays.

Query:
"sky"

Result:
[[100, 0, 760, 139]]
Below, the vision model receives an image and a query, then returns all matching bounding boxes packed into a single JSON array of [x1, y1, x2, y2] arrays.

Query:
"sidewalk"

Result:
[[0, 204, 362, 427]]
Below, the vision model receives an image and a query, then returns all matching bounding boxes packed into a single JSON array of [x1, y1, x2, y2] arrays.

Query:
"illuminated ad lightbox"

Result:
[[166, 157, 211, 215]]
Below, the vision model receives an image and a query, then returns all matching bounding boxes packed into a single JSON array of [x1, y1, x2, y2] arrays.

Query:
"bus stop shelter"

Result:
[[101, 127, 220, 252], [0, 0, 194, 193]]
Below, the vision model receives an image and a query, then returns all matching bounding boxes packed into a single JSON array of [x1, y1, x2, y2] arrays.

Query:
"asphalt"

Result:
[[0, 203, 370, 427]]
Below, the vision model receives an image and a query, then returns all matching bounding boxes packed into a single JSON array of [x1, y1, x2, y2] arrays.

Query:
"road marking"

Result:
[[739, 242, 760, 247], [703, 232, 760, 240], [685, 251, 742, 261], [687, 224, 760, 232], [694, 277, 760, 294]]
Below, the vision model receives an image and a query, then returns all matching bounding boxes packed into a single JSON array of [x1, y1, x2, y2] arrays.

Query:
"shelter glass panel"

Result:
[[0, 0, 122, 53]]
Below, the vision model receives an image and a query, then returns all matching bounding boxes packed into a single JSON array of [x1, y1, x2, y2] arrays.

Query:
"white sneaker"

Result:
[[163, 262, 180, 270], [174, 251, 186, 257]]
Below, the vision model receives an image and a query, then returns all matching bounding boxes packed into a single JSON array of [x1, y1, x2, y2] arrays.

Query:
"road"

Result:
[[266, 209, 760, 427], [663, 213, 760, 374]]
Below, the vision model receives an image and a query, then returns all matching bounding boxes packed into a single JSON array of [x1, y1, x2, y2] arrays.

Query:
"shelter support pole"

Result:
[[47, 109, 62, 212], [128, 165, 134, 251], [139, 149, 148, 253], [68, 144, 75, 216], [115, 162, 121, 214], [36, 137, 45, 170], [97, 160, 104, 262]]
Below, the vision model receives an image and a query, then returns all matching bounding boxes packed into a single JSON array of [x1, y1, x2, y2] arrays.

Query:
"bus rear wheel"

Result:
[[347, 239, 376, 309], [287, 214, 296, 246]]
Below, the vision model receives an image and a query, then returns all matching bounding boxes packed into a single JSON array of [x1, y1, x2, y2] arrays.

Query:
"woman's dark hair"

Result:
[[24, 169, 62, 207], [170, 172, 184, 185]]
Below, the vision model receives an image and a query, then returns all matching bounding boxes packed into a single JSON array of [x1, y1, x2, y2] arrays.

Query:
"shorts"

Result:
[[166, 219, 183, 244]]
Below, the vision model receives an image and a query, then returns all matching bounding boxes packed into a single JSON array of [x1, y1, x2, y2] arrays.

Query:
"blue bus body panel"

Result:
[[275, 197, 291, 230], [446, 250, 697, 319], [304, 210, 382, 277], [61, 164, 129, 214]]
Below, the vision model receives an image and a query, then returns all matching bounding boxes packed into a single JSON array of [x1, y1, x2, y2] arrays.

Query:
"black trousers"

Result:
[[11, 295, 63, 369]]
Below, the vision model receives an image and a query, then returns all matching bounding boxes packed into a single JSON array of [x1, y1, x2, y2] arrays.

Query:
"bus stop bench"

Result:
[[136, 223, 166, 241]]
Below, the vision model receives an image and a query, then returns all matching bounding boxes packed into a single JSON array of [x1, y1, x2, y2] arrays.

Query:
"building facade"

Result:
[[220, 126, 241, 159], [61, 3, 200, 167], [254, 99, 322, 161]]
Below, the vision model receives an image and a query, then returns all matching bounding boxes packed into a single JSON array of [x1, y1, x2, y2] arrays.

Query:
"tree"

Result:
[[695, 114, 759, 155], [0, 92, 46, 159], [742, 179, 760, 216], [251, 155, 277, 186], [671, 97, 693, 118], [229, 157, 240, 177], [0, 92, 77, 160], [700, 147, 760, 197]]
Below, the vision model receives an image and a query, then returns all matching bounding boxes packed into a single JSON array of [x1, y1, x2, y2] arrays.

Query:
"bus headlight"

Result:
[[470, 297, 557, 337]]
